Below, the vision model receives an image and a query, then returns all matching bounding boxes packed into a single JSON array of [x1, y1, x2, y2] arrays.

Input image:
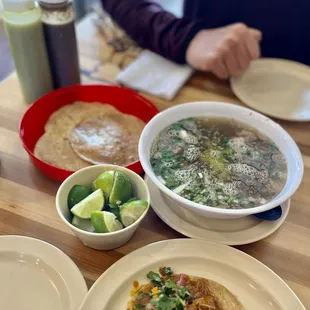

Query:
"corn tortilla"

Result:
[[129, 273, 244, 310], [69, 114, 145, 166], [34, 101, 134, 171]]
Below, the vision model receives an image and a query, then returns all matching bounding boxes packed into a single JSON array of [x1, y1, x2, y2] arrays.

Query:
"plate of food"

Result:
[[78, 239, 305, 310], [0, 235, 87, 310], [19, 85, 158, 182]]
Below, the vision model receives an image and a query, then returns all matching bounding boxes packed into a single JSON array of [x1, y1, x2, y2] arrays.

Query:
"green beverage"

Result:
[[1, 0, 53, 103]]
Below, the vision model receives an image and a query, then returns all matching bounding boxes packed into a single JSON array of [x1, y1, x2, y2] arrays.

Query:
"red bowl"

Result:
[[19, 85, 159, 182]]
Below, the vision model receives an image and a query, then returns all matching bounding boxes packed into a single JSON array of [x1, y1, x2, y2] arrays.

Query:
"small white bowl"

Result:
[[139, 101, 304, 219], [56, 165, 150, 250]]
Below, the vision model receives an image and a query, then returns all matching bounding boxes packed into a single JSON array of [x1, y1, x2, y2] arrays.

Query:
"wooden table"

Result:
[[0, 14, 309, 308]]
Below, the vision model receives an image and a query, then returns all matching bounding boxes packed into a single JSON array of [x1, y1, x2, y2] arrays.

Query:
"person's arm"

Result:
[[101, 0, 204, 63], [102, 1, 262, 79]]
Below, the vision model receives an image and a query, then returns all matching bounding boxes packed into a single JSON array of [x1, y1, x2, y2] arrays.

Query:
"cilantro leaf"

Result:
[[151, 295, 179, 310], [137, 291, 144, 300], [170, 123, 183, 131], [145, 269, 192, 309], [172, 136, 182, 143], [178, 287, 192, 302], [271, 143, 278, 152], [147, 271, 162, 285], [164, 279, 178, 289], [176, 304, 183, 310], [223, 137, 230, 144], [165, 174, 180, 189], [134, 304, 145, 310], [163, 267, 173, 276]]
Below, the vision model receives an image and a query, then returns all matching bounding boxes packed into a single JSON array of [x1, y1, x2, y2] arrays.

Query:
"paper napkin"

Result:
[[116, 50, 193, 100]]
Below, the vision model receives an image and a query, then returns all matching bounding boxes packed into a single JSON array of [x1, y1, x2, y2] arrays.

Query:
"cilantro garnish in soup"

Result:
[[150, 117, 287, 209]]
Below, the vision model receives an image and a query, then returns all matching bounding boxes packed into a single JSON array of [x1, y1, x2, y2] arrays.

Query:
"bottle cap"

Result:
[[2, 0, 35, 12]]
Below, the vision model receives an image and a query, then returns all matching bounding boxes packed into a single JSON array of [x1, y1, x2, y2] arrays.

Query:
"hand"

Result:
[[185, 23, 262, 79]]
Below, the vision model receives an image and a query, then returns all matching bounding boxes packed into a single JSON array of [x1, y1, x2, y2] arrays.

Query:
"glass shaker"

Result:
[[39, 0, 81, 88]]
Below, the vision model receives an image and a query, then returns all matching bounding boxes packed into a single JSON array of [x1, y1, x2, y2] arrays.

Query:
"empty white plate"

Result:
[[146, 176, 290, 245], [0, 235, 87, 310], [231, 58, 310, 121], [79, 239, 305, 310]]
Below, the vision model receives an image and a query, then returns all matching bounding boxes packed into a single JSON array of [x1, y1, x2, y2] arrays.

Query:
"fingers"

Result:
[[249, 28, 262, 41], [220, 25, 261, 77], [222, 47, 240, 77], [236, 42, 251, 71], [244, 35, 261, 60], [185, 23, 262, 79], [205, 47, 242, 79], [238, 25, 261, 61], [223, 36, 251, 76], [205, 56, 229, 79]]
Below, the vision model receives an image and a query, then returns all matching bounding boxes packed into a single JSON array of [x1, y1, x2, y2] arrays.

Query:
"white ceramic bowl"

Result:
[[56, 165, 150, 250], [139, 102, 304, 219]]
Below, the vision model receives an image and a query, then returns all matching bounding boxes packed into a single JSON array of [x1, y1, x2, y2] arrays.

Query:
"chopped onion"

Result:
[[173, 182, 190, 194], [180, 130, 188, 139], [154, 152, 161, 159]]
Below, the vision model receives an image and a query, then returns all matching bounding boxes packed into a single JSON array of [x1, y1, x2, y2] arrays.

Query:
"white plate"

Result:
[[231, 58, 310, 121], [79, 239, 305, 310], [0, 235, 87, 310], [146, 176, 290, 245]]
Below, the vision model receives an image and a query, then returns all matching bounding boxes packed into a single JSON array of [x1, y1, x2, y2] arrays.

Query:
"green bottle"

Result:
[[1, 0, 53, 104]]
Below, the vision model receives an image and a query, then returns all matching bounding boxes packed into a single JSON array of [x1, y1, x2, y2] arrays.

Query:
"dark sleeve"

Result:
[[101, 0, 205, 63]]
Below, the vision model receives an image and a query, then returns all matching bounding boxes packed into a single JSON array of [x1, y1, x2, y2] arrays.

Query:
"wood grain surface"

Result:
[[0, 14, 309, 308]]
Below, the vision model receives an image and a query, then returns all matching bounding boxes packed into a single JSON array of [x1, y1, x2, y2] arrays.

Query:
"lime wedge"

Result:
[[71, 189, 104, 219], [68, 185, 92, 209], [92, 171, 115, 200], [106, 206, 121, 222], [127, 197, 138, 203], [91, 211, 123, 233], [72, 216, 95, 232], [109, 171, 133, 208], [120, 200, 148, 227]]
